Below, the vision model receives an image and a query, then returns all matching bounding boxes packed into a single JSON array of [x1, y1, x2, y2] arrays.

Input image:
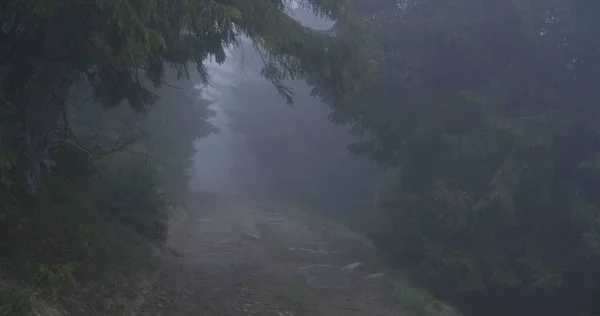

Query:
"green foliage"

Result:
[[69, 66, 216, 203], [388, 273, 460, 316], [0, 63, 213, 313], [95, 152, 168, 242], [281, 285, 310, 311], [2, 0, 371, 110], [0, 101, 16, 189], [331, 0, 600, 315], [0, 142, 166, 313], [35, 263, 78, 298], [0, 0, 373, 204], [0, 278, 32, 316], [1, 0, 373, 314]]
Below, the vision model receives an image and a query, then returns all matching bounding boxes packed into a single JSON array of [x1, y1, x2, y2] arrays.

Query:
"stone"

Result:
[[247, 233, 261, 240], [342, 262, 364, 272], [364, 273, 385, 280], [299, 265, 350, 290], [341, 262, 369, 280]]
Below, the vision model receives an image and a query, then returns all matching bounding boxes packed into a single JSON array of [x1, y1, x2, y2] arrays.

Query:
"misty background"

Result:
[[191, 9, 378, 224], [4, 1, 600, 316]]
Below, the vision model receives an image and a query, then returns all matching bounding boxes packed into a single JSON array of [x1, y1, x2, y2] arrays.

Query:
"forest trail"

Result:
[[138, 193, 406, 316]]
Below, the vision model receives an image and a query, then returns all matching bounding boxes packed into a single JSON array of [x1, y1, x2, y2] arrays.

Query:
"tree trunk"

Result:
[[17, 59, 73, 194], [1, 16, 74, 195]]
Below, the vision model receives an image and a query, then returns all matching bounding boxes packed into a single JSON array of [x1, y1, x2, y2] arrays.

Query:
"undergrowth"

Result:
[[265, 200, 461, 316], [0, 142, 169, 315], [281, 285, 310, 311], [387, 272, 462, 316], [0, 278, 32, 315]]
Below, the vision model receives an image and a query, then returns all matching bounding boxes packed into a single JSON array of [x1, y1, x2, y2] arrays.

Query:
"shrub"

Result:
[[0, 142, 168, 312]]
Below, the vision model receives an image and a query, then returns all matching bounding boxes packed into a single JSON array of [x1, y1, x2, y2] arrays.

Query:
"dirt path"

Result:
[[139, 193, 406, 316]]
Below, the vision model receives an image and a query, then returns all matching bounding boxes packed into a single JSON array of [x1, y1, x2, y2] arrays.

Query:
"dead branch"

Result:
[[61, 105, 152, 158]]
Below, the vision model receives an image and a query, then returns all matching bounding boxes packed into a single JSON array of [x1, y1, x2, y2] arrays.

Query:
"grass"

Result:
[[262, 199, 462, 316], [0, 148, 169, 316], [0, 278, 32, 316], [387, 272, 462, 316], [280, 285, 310, 311]]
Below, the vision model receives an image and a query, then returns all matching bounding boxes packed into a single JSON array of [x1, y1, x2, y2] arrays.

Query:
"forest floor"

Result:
[[137, 192, 411, 316]]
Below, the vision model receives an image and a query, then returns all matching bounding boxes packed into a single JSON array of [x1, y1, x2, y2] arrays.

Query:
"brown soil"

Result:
[[138, 193, 407, 316]]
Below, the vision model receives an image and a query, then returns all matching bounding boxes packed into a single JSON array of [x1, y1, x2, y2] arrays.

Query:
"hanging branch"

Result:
[[60, 105, 152, 158], [161, 80, 184, 90]]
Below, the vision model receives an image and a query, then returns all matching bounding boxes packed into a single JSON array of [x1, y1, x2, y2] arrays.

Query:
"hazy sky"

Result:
[[190, 7, 333, 192], [190, 49, 238, 192]]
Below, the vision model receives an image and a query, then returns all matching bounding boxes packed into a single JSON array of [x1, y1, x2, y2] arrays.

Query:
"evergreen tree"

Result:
[[335, 0, 600, 315], [0, 0, 372, 194]]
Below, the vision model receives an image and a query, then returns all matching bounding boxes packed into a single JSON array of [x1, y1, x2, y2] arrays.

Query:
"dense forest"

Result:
[[3, 0, 600, 316], [0, 0, 369, 314], [341, 1, 600, 316]]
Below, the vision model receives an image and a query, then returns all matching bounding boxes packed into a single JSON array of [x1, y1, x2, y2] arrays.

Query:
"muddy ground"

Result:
[[138, 193, 408, 316]]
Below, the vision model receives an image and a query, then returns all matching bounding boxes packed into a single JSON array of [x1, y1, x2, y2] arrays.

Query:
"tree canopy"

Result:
[[6, 1, 600, 315], [332, 0, 600, 315], [0, 1, 373, 314], [0, 0, 372, 193]]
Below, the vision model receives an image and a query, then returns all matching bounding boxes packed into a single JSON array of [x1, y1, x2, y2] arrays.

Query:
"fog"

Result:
[[190, 54, 239, 194], [184, 3, 600, 315], [189, 8, 375, 212], [4, 1, 600, 316]]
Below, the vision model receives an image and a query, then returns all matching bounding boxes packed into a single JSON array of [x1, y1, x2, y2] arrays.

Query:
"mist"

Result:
[[189, 9, 377, 221], [4, 2, 600, 316], [189, 56, 238, 194]]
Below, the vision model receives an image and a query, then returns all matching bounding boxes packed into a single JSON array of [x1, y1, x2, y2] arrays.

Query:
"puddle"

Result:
[[288, 247, 341, 255], [298, 264, 350, 290], [288, 247, 330, 254]]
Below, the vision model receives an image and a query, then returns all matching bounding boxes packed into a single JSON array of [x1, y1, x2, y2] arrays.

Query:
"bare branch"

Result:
[[161, 80, 184, 90], [61, 105, 151, 158]]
